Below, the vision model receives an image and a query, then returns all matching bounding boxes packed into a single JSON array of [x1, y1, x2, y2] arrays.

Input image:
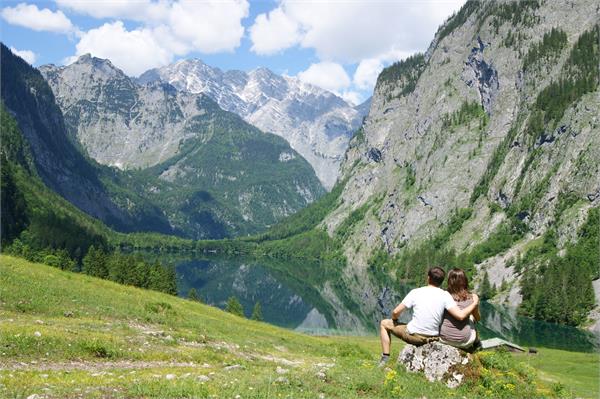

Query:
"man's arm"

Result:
[[446, 293, 479, 321], [391, 303, 407, 321]]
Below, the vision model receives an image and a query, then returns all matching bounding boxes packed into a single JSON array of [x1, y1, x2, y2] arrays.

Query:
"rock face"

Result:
[[398, 342, 470, 388], [317, 0, 600, 327], [139, 60, 367, 189], [39, 54, 325, 239], [0, 44, 169, 232]]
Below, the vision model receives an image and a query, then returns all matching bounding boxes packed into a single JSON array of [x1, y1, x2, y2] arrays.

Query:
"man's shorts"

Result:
[[389, 322, 438, 346]]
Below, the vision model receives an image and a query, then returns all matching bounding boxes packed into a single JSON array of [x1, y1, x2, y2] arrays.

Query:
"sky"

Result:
[[1, 0, 465, 105]]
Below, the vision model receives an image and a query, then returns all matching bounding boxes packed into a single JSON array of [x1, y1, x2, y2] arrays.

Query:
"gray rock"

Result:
[[398, 342, 470, 388], [223, 364, 244, 371]]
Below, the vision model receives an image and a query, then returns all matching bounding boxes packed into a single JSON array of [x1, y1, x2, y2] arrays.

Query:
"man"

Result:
[[378, 267, 479, 367]]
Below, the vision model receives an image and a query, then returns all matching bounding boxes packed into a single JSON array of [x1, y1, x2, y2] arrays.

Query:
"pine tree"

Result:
[[188, 288, 200, 302], [479, 271, 495, 300], [225, 296, 244, 317], [82, 245, 108, 278], [251, 302, 263, 321]]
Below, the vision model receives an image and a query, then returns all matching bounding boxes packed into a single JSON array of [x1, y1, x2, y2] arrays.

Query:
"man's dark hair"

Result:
[[428, 267, 446, 287]]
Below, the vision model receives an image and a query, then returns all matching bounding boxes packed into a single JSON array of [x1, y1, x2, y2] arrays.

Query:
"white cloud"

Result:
[[10, 46, 36, 64], [60, 0, 249, 76], [1, 3, 75, 34], [73, 22, 172, 76], [298, 62, 351, 94], [250, 0, 465, 62], [250, 7, 300, 55], [167, 0, 248, 54], [55, 0, 159, 21], [353, 58, 384, 90]]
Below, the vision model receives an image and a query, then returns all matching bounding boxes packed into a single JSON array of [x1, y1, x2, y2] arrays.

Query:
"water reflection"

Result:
[[169, 254, 598, 352], [176, 257, 334, 330]]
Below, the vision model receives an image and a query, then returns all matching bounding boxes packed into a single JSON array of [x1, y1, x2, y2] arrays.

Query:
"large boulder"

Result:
[[397, 342, 470, 388]]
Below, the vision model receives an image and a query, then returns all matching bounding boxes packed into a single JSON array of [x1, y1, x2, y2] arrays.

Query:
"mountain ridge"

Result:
[[139, 58, 367, 189], [39, 52, 326, 239]]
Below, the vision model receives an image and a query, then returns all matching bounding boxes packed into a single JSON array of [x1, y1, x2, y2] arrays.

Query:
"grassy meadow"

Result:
[[0, 255, 597, 398]]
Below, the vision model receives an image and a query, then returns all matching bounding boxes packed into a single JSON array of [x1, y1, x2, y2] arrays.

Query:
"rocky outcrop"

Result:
[[139, 60, 367, 189], [398, 342, 470, 388], [321, 0, 599, 327]]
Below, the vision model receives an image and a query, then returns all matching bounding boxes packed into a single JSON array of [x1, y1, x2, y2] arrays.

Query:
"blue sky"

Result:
[[1, 0, 464, 104]]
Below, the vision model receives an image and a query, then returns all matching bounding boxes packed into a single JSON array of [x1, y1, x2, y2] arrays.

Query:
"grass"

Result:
[[0, 255, 597, 398]]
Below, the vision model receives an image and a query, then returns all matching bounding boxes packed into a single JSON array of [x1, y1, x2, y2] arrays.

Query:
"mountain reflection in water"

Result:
[[172, 255, 599, 353]]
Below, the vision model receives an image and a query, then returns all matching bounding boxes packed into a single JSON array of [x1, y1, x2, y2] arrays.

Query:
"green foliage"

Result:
[[395, 208, 473, 284], [489, 0, 541, 34], [470, 349, 537, 398], [254, 179, 347, 242], [335, 203, 370, 242], [520, 208, 598, 325], [525, 25, 599, 145], [251, 301, 263, 321], [523, 28, 568, 71], [479, 271, 496, 301], [82, 245, 108, 278], [225, 296, 244, 317], [404, 165, 416, 189], [441, 101, 489, 132], [376, 53, 426, 99], [187, 288, 200, 302], [470, 125, 519, 204], [116, 97, 325, 239], [435, 0, 480, 44]]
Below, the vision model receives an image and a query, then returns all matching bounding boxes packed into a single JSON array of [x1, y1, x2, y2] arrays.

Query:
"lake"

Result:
[[172, 254, 599, 353]]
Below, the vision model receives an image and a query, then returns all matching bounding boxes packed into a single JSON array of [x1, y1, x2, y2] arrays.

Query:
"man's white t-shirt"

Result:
[[401, 286, 457, 336]]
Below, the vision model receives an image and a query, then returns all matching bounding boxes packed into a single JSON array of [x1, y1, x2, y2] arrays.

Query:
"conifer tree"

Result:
[[225, 296, 244, 317], [188, 288, 200, 302], [251, 302, 263, 321], [479, 271, 495, 300]]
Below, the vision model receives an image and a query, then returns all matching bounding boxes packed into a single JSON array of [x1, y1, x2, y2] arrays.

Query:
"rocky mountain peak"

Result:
[[140, 60, 367, 189]]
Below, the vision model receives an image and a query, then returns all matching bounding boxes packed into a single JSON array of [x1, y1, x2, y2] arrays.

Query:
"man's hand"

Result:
[[391, 303, 406, 321], [471, 293, 479, 305]]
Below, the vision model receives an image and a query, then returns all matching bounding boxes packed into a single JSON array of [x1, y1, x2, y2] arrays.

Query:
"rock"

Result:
[[197, 375, 210, 383], [26, 395, 42, 399], [275, 376, 289, 384], [368, 148, 383, 163], [63, 311, 74, 317], [33, 331, 42, 337], [224, 364, 244, 371], [165, 374, 176, 380], [276, 366, 288, 374], [315, 371, 327, 380], [397, 342, 470, 388]]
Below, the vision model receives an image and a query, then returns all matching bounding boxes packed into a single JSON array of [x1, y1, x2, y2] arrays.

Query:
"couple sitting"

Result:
[[379, 267, 480, 366]]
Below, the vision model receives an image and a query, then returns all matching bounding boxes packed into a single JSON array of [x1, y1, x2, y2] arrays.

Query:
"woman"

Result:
[[439, 268, 480, 350]]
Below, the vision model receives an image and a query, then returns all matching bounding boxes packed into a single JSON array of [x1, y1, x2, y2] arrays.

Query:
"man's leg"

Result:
[[380, 319, 395, 354]]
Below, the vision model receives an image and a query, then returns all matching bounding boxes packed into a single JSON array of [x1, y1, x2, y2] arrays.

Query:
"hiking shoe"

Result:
[[377, 354, 390, 368]]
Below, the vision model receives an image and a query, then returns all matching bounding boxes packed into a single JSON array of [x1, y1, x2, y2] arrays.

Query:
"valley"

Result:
[[1, 0, 599, 397]]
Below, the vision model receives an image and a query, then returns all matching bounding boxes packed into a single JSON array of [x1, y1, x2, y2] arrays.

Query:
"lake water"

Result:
[[173, 255, 599, 353]]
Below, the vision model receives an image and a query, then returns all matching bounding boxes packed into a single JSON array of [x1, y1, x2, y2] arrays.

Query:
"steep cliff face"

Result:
[[40, 55, 325, 239], [139, 60, 366, 189], [0, 44, 169, 232], [321, 1, 599, 326]]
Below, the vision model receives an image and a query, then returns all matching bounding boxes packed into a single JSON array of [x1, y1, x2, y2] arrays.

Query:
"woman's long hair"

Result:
[[447, 268, 470, 301]]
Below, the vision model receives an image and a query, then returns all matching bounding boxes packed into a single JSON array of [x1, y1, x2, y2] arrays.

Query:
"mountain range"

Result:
[[139, 59, 367, 189], [4, 47, 325, 240]]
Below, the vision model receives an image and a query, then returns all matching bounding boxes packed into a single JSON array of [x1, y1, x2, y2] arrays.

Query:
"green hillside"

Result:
[[1, 255, 597, 398]]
